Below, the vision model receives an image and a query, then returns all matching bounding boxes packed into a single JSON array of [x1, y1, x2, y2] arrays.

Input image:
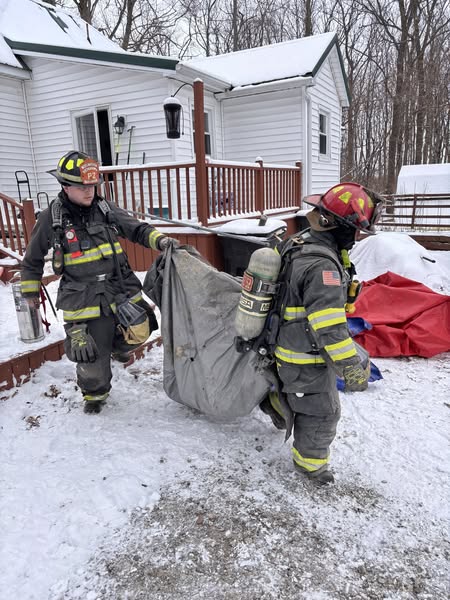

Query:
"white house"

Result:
[[0, 0, 350, 204]]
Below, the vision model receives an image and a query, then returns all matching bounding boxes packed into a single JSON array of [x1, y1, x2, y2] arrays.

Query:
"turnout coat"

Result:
[[20, 191, 164, 323], [275, 229, 362, 397]]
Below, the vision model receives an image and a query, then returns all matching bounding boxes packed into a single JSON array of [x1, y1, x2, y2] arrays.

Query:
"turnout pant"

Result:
[[64, 311, 145, 402], [286, 368, 341, 474]]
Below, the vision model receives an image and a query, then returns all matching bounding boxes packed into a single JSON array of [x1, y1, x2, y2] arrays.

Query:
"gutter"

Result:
[[216, 75, 314, 100], [173, 64, 231, 93]]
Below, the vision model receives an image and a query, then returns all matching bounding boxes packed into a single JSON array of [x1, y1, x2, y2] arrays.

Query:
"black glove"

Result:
[[158, 236, 180, 251], [66, 324, 98, 363], [343, 362, 370, 392]]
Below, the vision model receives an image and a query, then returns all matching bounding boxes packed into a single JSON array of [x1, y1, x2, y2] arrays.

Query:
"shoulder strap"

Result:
[[50, 197, 64, 275], [50, 197, 63, 231], [250, 234, 343, 363]]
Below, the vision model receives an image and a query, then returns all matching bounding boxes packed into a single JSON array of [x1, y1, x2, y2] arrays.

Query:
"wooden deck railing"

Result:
[[380, 194, 450, 230], [100, 158, 302, 224], [0, 192, 35, 257]]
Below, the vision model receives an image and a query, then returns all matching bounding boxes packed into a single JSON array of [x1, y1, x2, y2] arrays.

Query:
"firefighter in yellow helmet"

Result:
[[260, 182, 384, 484], [20, 150, 178, 414]]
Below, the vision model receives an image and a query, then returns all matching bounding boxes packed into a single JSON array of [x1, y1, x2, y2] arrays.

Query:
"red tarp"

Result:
[[352, 272, 450, 358]]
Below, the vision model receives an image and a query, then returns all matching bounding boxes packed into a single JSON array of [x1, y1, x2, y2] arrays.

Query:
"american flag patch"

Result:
[[322, 270, 341, 286]]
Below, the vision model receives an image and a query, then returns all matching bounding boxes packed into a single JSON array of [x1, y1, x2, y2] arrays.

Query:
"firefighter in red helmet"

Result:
[[20, 150, 179, 414], [260, 182, 384, 484]]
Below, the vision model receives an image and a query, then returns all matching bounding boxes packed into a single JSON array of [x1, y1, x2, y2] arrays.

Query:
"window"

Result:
[[75, 113, 98, 159], [192, 110, 213, 156], [319, 112, 329, 157]]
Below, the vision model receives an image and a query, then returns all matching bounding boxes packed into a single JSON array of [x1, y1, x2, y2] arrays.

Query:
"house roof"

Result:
[[180, 33, 350, 105], [0, 0, 177, 72]]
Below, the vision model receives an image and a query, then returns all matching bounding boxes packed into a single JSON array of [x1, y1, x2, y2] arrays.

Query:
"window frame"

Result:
[[191, 107, 214, 157], [318, 110, 330, 160], [71, 105, 113, 163]]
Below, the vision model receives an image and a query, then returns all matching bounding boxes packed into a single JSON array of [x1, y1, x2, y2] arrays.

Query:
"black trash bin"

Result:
[[215, 217, 287, 276], [295, 208, 310, 232]]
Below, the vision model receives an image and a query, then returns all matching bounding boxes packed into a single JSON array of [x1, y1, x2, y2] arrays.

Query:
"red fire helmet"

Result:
[[304, 182, 384, 233]]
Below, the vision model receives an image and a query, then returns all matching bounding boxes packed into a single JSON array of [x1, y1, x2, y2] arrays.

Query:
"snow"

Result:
[[350, 231, 450, 293], [396, 163, 450, 195], [0, 0, 124, 64], [182, 32, 336, 88], [0, 30, 21, 67], [1, 240, 450, 599]]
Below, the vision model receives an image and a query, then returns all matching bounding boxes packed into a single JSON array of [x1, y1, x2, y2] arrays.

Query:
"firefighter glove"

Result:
[[343, 362, 370, 392], [67, 324, 98, 363], [158, 236, 180, 251]]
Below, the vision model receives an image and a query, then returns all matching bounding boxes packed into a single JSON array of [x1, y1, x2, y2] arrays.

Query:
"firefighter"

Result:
[[259, 182, 383, 484], [20, 150, 178, 414]]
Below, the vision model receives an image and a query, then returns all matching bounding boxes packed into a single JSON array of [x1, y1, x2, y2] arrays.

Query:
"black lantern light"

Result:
[[163, 97, 183, 139], [113, 115, 126, 136]]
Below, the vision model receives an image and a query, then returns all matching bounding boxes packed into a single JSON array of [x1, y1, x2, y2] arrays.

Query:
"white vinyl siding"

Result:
[[0, 76, 35, 200], [308, 58, 342, 194], [23, 57, 174, 198], [221, 89, 303, 165]]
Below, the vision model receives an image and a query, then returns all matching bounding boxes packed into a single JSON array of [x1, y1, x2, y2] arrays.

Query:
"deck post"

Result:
[[255, 158, 264, 213], [295, 161, 302, 207], [22, 198, 36, 245], [193, 80, 208, 225]]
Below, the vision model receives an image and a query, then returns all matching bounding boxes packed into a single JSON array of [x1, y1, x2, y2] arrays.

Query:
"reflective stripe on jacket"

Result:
[[20, 192, 163, 322]]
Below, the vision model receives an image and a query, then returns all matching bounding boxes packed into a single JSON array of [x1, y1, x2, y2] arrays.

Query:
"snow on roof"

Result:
[[181, 32, 337, 88], [0, 27, 20, 67], [396, 163, 450, 195], [0, 0, 123, 68]]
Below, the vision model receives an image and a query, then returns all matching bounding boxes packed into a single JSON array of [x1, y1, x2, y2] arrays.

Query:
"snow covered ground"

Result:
[[1, 235, 450, 599]]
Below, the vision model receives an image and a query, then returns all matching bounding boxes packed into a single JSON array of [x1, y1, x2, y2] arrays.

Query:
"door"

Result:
[[72, 107, 113, 166]]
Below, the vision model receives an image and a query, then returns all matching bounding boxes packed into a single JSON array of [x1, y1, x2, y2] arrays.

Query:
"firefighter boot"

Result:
[[111, 351, 131, 364], [83, 401, 105, 414], [83, 392, 108, 414], [259, 391, 286, 430], [293, 462, 335, 485]]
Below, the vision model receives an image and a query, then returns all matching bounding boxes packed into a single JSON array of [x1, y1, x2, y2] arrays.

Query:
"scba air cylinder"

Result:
[[12, 281, 44, 343], [235, 247, 281, 341]]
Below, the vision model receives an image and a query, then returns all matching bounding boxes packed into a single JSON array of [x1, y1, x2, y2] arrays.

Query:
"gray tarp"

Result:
[[143, 246, 271, 419]]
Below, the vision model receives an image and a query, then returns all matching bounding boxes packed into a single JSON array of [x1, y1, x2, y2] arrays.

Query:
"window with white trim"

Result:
[[192, 109, 213, 156], [75, 113, 98, 159], [319, 111, 329, 157]]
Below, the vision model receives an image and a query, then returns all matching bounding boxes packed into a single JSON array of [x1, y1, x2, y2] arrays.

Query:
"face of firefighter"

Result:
[[63, 184, 96, 207]]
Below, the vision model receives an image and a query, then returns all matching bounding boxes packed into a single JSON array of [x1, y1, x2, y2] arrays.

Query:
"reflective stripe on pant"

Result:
[[287, 368, 341, 473]]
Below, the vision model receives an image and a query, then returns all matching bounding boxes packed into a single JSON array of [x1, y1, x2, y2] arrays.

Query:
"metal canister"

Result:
[[12, 281, 44, 343]]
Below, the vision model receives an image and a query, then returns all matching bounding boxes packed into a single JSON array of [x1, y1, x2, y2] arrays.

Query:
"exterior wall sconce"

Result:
[[163, 82, 194, 139], [163, 97, 183, 139], [113, 115, 126, 136]]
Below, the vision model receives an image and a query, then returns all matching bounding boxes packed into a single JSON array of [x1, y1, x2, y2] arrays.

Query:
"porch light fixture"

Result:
[[163, 82, 193, 139], [113, 115, 126, 136]]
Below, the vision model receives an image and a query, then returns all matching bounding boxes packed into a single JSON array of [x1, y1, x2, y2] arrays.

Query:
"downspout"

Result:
[[303, 84, 313, 196], [21, 80, 39, 198]]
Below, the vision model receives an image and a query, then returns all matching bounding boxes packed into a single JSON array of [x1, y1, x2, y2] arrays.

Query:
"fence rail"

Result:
[[0, 192, 32, 256], [100, 159, 302, 223], [380, 194, 450, 230]]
